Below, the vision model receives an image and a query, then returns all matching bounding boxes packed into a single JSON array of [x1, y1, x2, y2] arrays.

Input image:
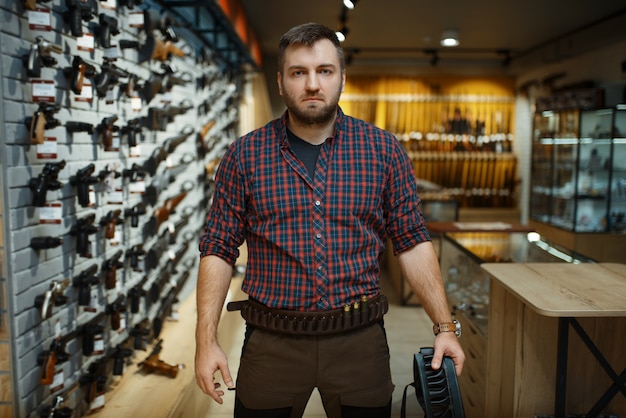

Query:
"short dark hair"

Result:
[[277, 22, 345, 74]]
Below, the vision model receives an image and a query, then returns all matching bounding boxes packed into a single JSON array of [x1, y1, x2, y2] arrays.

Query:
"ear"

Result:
[[341, 70, 346, 92], [277, 72, 283, 96]]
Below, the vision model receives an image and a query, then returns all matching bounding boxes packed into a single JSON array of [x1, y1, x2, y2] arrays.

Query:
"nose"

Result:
[[305, 73, 320, 91]]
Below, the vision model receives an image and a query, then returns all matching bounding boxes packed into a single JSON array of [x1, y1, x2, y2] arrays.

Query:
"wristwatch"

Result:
[[433, 320, 461, 337]]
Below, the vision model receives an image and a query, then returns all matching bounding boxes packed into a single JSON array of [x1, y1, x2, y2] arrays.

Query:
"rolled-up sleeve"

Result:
[[198, 140, 247, 264]]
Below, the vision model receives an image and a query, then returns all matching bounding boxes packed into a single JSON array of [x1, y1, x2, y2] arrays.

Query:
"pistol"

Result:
[[63, 55, 97, 95], [79, 312, 105, 356], [128, 280, 147, 313], [63, 0, 98, 37], [24, 0, 53, 11], [96, 115, 120, 149], [38, 395, 73, 417], [34, 278, 71, 319], [138, 338, 182, 378], [28, 160, 66, 207], [70, 213, 98, 258], [121, 118, 143, 147], [130, 320, 150, 350], [126, 244, 146, 271], [145, 191, 187, 236], [30, 236, 63, 250], [105, 294, 126, 330], [138, 36, 186, 63], [102, 249, 124, 289], [95, 13, 119, 48], [124, 203, 146, 228], [70, 163, 100, 207], [122, 163, 147, 183], [143, 9, 179, 41], [25, 102, 61, 145], [196, 120, 216, 159], [112, 342, 133, 375], [99, 209, 122, 239], [72, 264, 99, 306], [94, 60, 130, 98], [66, 121, 94, 135], [22, 36, 63, 78], [37, 334, 74, 385]]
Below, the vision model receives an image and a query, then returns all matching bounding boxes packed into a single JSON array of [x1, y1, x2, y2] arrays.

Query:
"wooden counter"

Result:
[[481, 263, 626, 418]]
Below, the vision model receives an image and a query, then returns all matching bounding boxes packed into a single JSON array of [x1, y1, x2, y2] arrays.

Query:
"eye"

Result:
[[320, 68, 332, 75], [292, 70, 305, 77]]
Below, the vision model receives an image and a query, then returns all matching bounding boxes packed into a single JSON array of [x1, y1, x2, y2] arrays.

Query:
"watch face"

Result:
[[454, 319, 461, 337]]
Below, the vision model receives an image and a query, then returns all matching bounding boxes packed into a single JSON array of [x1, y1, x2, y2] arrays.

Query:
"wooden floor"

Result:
[[203, 274, 431, 418]]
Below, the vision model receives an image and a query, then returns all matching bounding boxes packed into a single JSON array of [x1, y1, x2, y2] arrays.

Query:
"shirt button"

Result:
[[314, 200, 321, 206], [316, 233, 322, 239], [317, 265, 323, 270]]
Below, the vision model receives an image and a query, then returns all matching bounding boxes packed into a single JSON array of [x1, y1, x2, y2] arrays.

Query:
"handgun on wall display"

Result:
[[99, 209, 123, 239], [30, 236, 63, 250], [121, 118, 143, 147], [143, 8, 179, 41], [28, 160, 66, 207], [124, 203, 146, 228], [138, 35, 186, 63], [144, 100, 193, 131], [79, 356, 108, 411], [106, 294, 127, 330], [126, 244, 146, 271], [145, 191, 188, 236], [25, 102, 61, 144], [96, 115, 120, 149], [63, 0, 98, 37], [79, 312, 105, 356], [63, 55, 97, 95], [130, 320, 150, 350], [94, 13, 119, 48], [22, 36, 63, 78], [66, 121, 94, 135], [142, 125, 194, 176], [102, 249, 124, 290], [111, 342, 133, 375], [34, 278, 71, 319], [38, 395, 73, 418], [94, 60, 130, 98], [72, 264, 99, 306], [70, 163, 100, 207], [128, 280, 147, 313], [138, 339, 182, 378], [196, 120, 216, 159], [37, 331, 75, 385], [70, 213, 98, 258], [23, 0, 52, 11]]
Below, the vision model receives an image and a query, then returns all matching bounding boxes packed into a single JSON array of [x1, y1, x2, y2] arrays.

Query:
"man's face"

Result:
[[277, 39, 346, 126]]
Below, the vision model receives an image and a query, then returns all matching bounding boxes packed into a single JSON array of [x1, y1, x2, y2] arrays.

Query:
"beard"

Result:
[[281, 84, 342, 126]]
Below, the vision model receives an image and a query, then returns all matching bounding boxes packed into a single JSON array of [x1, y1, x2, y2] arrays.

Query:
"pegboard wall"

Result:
[[0, 0, 242, 416]]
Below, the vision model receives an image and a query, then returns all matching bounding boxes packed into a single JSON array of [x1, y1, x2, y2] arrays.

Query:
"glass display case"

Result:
[[530, 106, 626, 232], [441, 231, 594, 336]]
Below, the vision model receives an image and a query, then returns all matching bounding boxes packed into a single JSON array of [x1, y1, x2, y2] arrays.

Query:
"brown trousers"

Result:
[[235, 322, 395, 418]]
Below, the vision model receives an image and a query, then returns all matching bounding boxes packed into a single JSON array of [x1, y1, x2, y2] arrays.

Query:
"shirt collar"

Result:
[[277, 107, 345, 147]]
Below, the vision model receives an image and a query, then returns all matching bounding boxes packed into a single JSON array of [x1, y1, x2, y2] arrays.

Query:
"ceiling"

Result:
[[239, 0, 626, 76]]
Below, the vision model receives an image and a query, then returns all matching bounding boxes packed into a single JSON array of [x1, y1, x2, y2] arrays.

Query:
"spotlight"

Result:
[[440, 29, 459, 47], [335, 26, 349, 42], [343, 0, 358, 9]]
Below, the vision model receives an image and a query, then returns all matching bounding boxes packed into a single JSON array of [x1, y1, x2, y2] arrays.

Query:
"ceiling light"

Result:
[[440, 29, 459, 47], [336, 26, 349, 42], [343, 0, 358, 9]]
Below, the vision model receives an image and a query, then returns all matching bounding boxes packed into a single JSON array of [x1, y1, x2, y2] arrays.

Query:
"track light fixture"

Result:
[[343, 0, 358, 9], [440, 29, 459, 47], [336, 26, 349, 42]]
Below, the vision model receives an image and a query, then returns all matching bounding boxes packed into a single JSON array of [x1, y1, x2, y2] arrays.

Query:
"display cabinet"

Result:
[[530, 105, 626, 233], [439, 231, 594, 418]]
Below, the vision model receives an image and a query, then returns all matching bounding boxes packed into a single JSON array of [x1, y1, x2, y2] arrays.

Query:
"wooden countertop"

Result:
[[427, 221, 534, 234], [481, 263, 626, 317]]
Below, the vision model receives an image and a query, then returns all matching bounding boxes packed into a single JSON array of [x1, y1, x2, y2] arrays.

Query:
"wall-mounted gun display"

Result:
[[137, 339, 182, 378], [144, 101, 193, 131], [124, 203, 146, 228], [70, 163, 100, 207], [105, 294, 127, 330], [72, 264, 99, 306], [120, 118, 143, 147], [34, 278, 71, 319], [126, 244, 145, 271], [94, 59, 130, 98], [25, 102, 61, 144], [66, 121, 94, 135], [128, 276, 147, 313], [99, 209, 123, 239], [94, 14, 119, 48], [144, 190, 187, 236], [142, 125, 194, 176], [30, 236, 63, 250], [102, 249, 124, 290], [196, 120, 216, 159], [70, 213, 98, 258], [111, 340, 133, 375], [37, 330, 76, 385], [22, 36, 63, 78], [96, 115, 120, 149], [38, 395, 73, 418], [79, 312, 105, 356], [28, 160, 66, 207]]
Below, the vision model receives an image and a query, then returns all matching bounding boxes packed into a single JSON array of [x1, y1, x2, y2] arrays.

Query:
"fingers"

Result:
[[433, 333, 466, 376]]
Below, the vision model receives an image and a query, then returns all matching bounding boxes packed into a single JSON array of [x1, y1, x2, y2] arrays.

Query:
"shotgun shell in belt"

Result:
[[353, 301, 360, 326], [360, 295, 369, 322], [343, 304, 351, 329]]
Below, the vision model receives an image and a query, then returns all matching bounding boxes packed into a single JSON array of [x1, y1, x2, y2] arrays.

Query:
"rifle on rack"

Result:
[[79, 312, 106, 356], [121, 118, 143, 147], [99, 209, 122, 239], [196, 120, 216, 159], [102, 249, 124, 290], [144, 190, 187, 236], [138, 338, 182, 378], [70, 163, 100, 207], [96, 115, 120, 149], [144, 101, 193, 131], [34, 278, 71, 319], [94, 13, 119, 48], [30, 236, 63, 250], [94, 60, 130, 98], [37, 330, 76, 385], [124, 202, 146, 228], [63, 0, 98, 37], [70, 213, 98, 258], [22, 36, 63, 78], [63, 55, 97, 95], [142, 126, 194, 176], [105, 294, 127, 330], [28, 160, 66, 207], [72, 264, 99, 306], [25, 102, 61, 144]]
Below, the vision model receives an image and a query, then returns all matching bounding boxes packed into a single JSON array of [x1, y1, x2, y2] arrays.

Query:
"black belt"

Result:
[[227, 294, 388, 336]]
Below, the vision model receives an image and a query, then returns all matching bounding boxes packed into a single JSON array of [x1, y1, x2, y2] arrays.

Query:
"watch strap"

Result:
[[433, 321, 457, 335]]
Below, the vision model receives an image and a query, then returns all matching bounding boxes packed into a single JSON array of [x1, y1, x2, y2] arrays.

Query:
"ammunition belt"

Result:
[[227, 294, 388, 336]]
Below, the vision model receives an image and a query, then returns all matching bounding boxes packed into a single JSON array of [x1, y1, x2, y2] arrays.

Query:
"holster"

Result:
[[227, 294, 388, 336]]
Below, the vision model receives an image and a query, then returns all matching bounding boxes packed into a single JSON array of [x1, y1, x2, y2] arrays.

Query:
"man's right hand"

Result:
[[195, 341, 235, 403]]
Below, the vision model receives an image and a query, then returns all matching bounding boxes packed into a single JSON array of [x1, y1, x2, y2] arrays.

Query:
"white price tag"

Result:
[[75, 82, 93, 102], [28, 7, 52, 31], [129, 143, 142, 158], [106, 190, 124, 204], [128, 180, 146, 194], [128, 11, 144, 28], [103, 45, 119, 60], [77, 33, 95, 52], [37, 137, 58, 159], [32, 79, 56, 102], [39, 202, 62, 224], [50, 369, 65, 393], [100, 0, 116, 10], [131, 95, 142, 112]]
